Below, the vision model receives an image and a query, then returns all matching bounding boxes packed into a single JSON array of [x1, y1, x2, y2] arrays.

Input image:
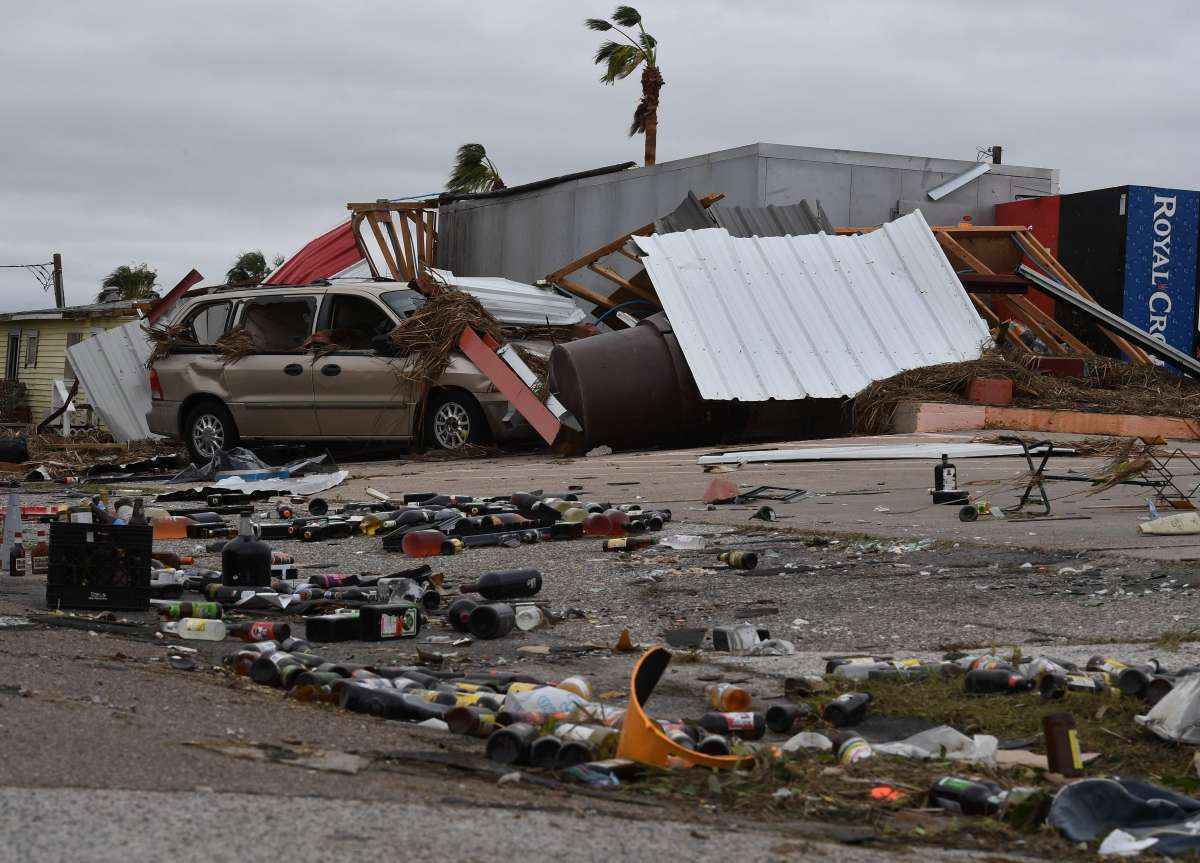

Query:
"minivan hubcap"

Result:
[[193, 414, 225, 458], [433, 402, 470, 449]]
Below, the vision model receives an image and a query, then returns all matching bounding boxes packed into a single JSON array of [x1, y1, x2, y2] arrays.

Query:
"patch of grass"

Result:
[[1155, 628, 1200, 652], [620, 670, 1195, 858]]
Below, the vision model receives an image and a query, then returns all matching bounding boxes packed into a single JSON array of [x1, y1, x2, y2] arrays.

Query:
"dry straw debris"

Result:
[[388, 288, 504, 386], [854, 351, 1200, 435]]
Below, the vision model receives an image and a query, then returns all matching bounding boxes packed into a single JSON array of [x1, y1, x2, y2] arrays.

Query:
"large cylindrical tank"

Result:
[[549, 314, 705, 449]]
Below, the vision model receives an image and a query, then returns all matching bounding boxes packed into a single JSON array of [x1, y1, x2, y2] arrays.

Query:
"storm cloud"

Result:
[[2, 0, 1198, 309]]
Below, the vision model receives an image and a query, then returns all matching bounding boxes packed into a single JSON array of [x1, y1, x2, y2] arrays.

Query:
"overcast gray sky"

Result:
[[2, 0, 1197, 310]]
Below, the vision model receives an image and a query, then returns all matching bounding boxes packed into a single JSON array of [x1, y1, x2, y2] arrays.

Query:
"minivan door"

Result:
[[312, 293, 416, 438], [222, 294, 320, 437]]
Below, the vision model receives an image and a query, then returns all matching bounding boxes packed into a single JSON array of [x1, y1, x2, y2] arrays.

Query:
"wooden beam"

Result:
[[365, 212, 403, 281], [1016, 230, 1151, 364], [551, 276, 619, 311], [1006, 295, 1093, 355], [395, 212, 417, 281], [347, 200, 438, 213], [970, 295, 1001, 327], [380, 217, 406, 280], [993, 297, 1069, 356], [933, 225, 1042, 235], [615, 245, 642, 264], [959, 273, 1028, 293], [544, 192, 726, 282], [425, 210, 437, 264], [936, 232, 995, 275], [587, 263, 658, 304], [411, 211, 425, 273], [349, 215, 381, 279]]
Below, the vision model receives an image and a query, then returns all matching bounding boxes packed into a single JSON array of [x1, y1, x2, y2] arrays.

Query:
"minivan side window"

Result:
[[184, 301, 233, 345], [238, 296, 317, 353], [326, 295, 395, 350]]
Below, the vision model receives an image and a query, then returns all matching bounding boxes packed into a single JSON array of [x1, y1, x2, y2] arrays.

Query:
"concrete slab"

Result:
[[894, 400, 1200, 440]]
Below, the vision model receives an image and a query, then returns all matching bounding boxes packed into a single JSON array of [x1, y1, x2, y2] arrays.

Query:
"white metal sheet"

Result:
[[66, 320, 158, 442], [331, 266, 585, 327], [926, 162, 991, 201], [635, 211, 990, 401], [696, 442, 1068, 465]]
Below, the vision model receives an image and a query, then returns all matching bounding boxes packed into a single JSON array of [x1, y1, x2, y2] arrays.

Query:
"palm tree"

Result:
[[225, 251, 282, 286], [446, 144, 506, 194], [98, 263, 158, 301], [585, 6, 663, 166]]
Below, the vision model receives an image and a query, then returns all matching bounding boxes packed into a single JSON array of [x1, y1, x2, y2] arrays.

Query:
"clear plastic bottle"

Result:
[[161, 618, 227, 641]]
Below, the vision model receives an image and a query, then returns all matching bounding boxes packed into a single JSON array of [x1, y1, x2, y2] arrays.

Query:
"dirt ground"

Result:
[[2, 430, 1199, 862]]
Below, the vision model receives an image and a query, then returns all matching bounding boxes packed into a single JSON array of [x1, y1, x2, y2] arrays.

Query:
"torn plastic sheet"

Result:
[[1135, 674, 1200, 744], [1049, 778, 1200, 856], [214, 469, 349, 496], [170, 448, 331, 484], [872, 725, 997, 764]]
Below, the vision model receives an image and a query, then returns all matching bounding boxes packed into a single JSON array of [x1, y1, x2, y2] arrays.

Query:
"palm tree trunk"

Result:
[[641, 65, 664, 166]]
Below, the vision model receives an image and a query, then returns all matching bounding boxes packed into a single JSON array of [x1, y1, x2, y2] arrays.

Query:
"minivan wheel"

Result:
[[183, 402, 238, 464], [426, 392, 487, 450]]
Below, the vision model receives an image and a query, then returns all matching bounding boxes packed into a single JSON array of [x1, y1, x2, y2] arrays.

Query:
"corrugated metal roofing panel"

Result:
[[326, 271, 586, 327], [634, 210, 989, 401], [654, 192, 717, 234], [432, 270, 586, 326], [711, 200, 834, 237], [266, 220, 363, 286], [66, 321, 157, 442]]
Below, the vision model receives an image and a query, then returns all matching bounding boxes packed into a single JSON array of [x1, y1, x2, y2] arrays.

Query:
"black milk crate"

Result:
[[45, 523, 153, 611]]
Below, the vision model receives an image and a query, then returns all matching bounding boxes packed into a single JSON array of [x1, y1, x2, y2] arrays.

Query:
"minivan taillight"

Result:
[[149, 368, 164, 401]]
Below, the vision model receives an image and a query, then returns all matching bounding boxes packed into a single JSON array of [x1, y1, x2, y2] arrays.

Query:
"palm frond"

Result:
[[584, 17, 612, 31], [595, 41, 642, 83], [639, 32, 656, 52], [612, 5, 642, 27], [447, 143, 503, 194]]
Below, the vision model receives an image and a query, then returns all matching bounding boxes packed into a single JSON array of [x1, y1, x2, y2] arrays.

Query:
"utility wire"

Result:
[[0, 262, 53, 292]]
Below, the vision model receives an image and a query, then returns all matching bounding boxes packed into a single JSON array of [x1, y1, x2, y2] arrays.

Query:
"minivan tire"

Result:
[[425, 391, 488, 450], [183, 401, 238, 465]]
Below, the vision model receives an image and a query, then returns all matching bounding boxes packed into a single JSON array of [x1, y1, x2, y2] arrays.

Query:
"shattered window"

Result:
[[185, 301, 232, 345], [237, 296, 316, 352], [325, 294, 394, 350], [381, 289, 426, 318]]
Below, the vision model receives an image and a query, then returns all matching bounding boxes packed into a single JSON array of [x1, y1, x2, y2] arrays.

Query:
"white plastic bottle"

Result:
[[161, 618, 227, 641]]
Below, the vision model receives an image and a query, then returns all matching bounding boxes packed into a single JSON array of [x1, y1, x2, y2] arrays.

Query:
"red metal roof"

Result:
[[265, 220, 363, 285]]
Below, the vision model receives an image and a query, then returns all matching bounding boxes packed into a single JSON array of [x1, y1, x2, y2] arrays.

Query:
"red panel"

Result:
[[265, 220, 363, 286], [995, 196, 1062, 316], [147, 269, 203, 323], [458, 328, 561, 446]]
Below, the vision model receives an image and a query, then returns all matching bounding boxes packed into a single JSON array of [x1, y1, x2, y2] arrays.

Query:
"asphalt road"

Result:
[[2, 431, 1199, 861]]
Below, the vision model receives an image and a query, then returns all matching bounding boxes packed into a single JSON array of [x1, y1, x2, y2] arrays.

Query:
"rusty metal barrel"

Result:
[[549, 314, 705, 449]]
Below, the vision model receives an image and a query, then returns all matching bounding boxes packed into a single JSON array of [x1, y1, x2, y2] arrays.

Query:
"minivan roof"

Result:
[[179, 274, 586, 327]]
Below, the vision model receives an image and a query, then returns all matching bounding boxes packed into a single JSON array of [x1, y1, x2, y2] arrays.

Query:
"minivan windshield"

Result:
[[381, 290, 427, 318]]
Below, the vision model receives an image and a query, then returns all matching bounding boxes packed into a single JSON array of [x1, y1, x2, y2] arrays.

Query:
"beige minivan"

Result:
[[147, 281, 530, 462]]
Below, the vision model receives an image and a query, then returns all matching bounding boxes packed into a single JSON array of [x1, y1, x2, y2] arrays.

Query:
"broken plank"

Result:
[[552, 276, 619, 311], [544, 192, 726, 282], [992, 297, 1069, 355], [936, 232, 996, 275], [365, 213, 403, 281], [587, 263, 658, 304], [1015, 231, 1150, 364]]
